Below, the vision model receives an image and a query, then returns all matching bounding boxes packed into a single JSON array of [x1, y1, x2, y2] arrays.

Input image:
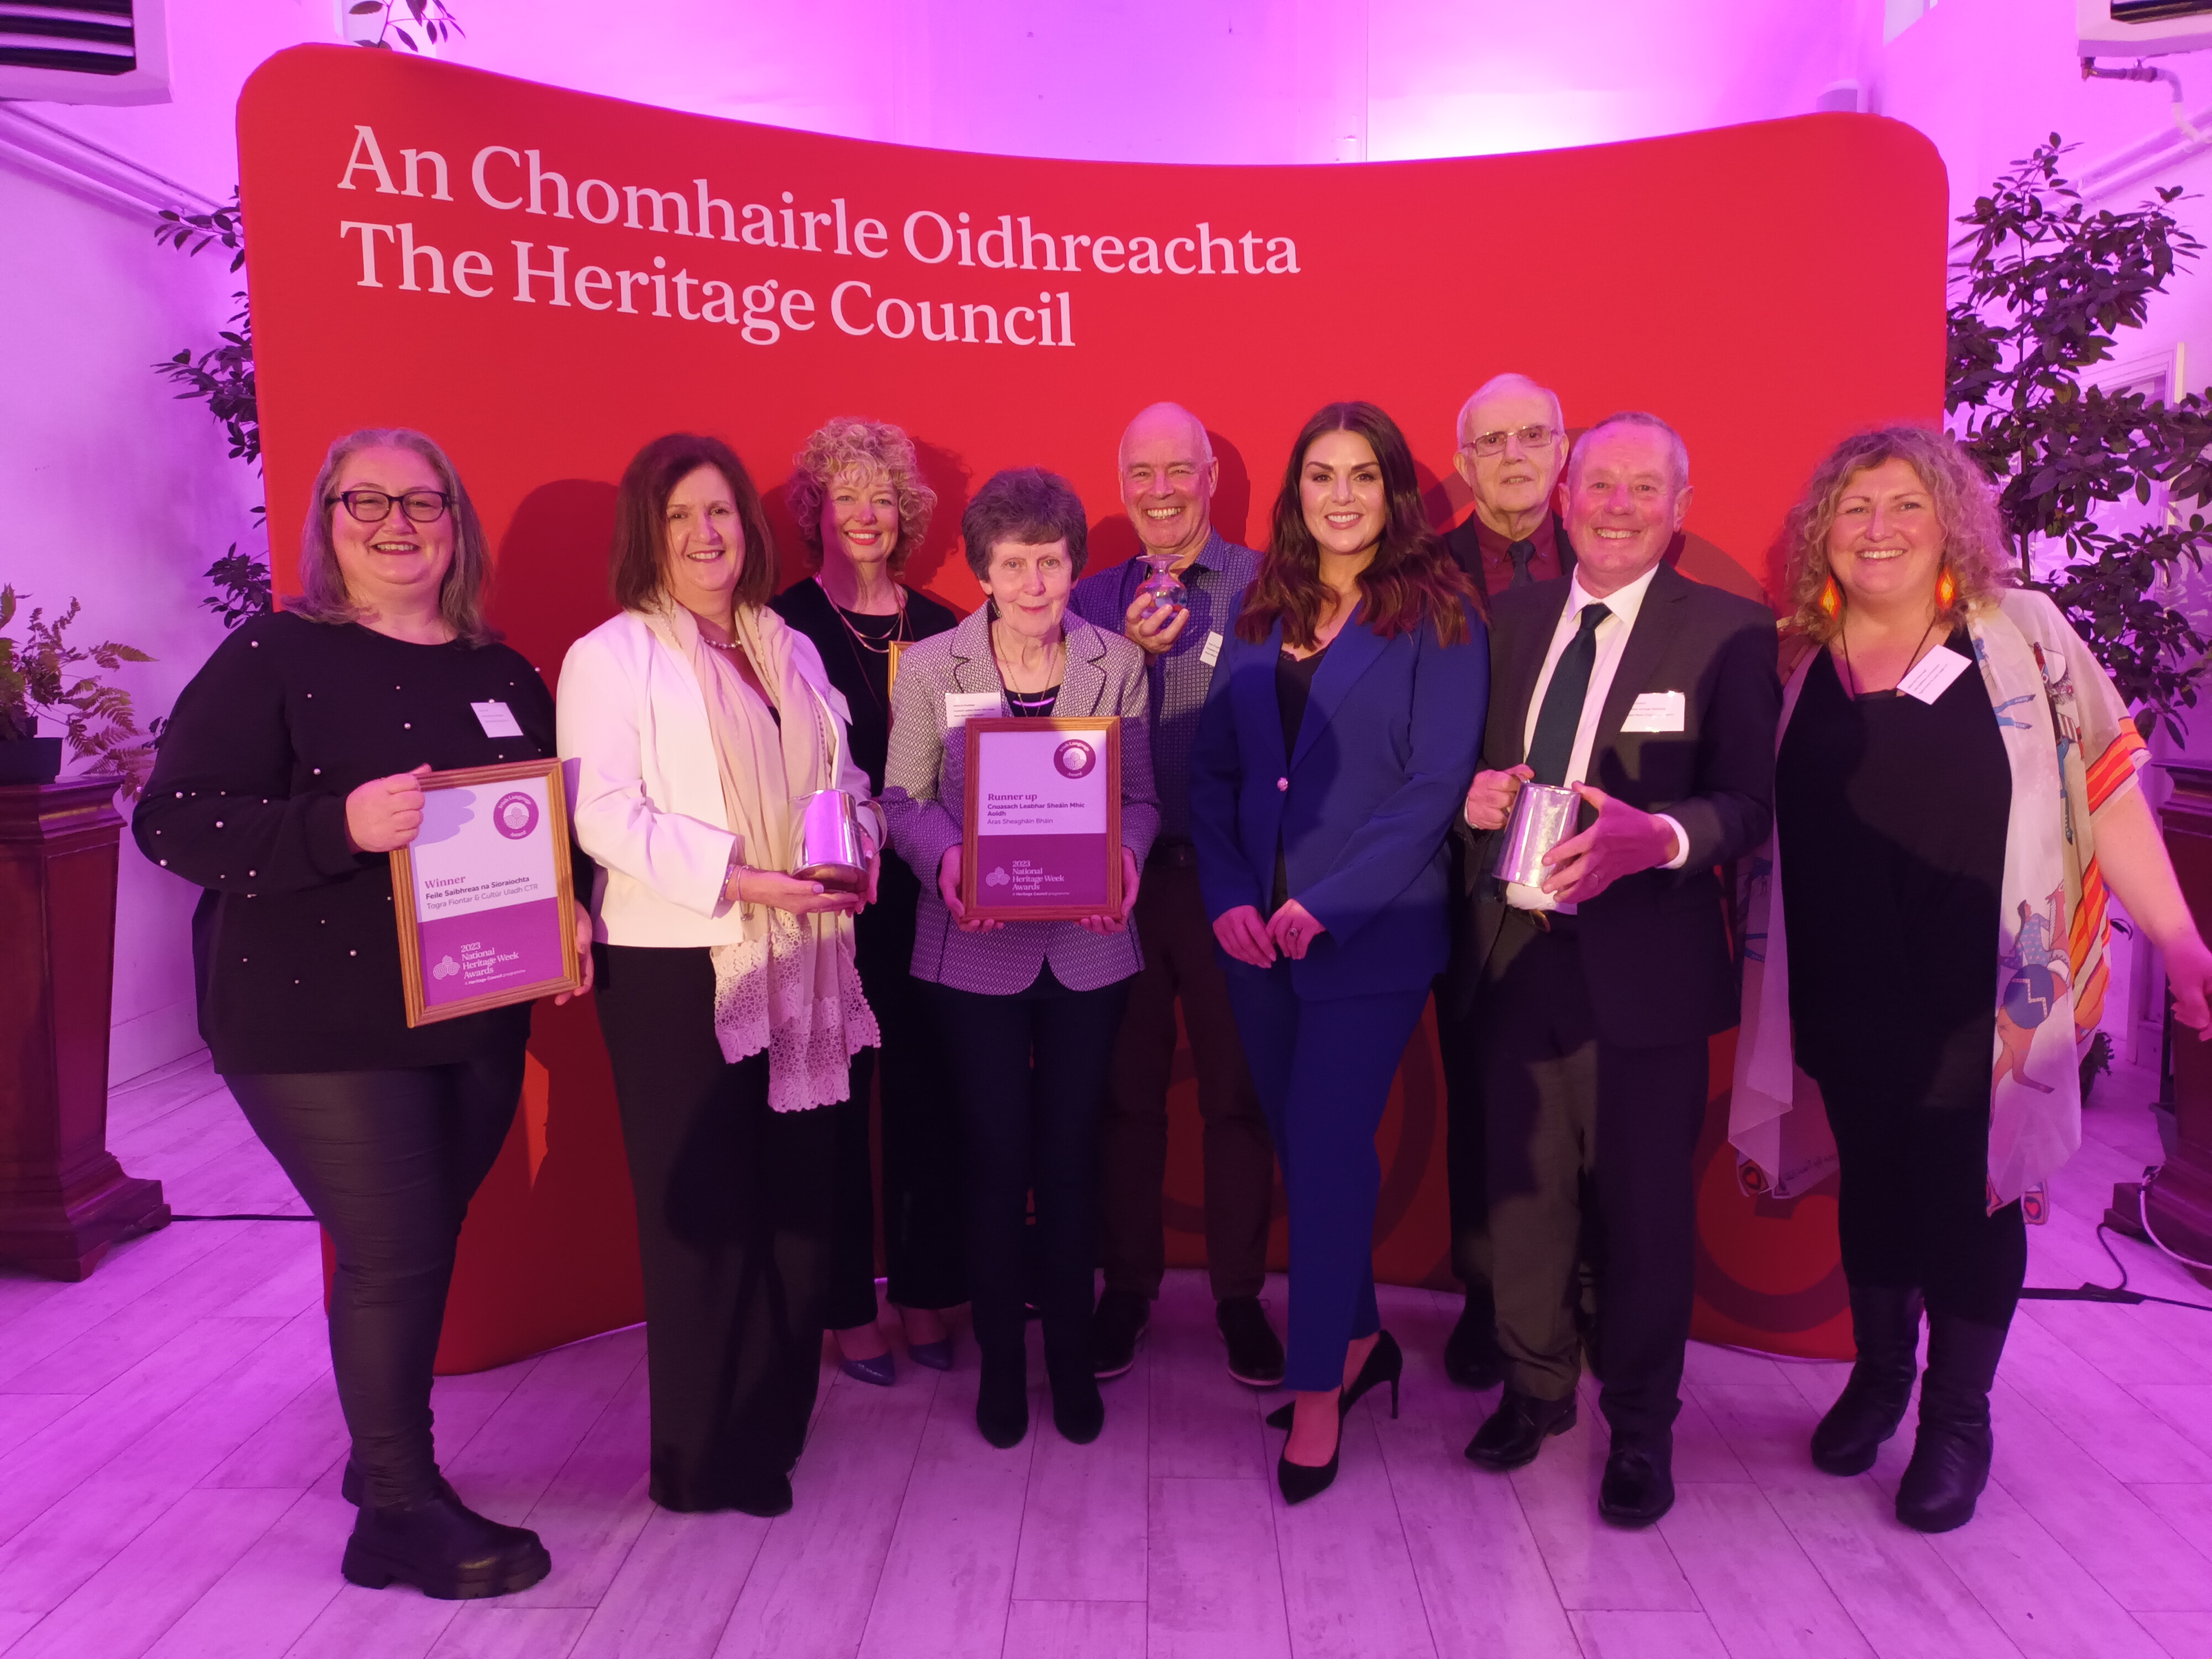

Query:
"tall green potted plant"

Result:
[[1947, 137, 2212, 738]]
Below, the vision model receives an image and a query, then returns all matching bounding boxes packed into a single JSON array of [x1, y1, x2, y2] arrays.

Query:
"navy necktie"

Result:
[[1507, 539, 1537, 587], [1525, 603, 1610, 787]]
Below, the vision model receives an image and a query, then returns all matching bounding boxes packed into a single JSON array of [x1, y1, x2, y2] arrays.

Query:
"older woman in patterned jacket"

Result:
[[883, 466, 1159, 1453]]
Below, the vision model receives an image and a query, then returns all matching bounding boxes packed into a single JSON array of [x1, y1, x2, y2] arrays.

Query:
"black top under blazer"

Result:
[[1443, 560, 1780, 1047]]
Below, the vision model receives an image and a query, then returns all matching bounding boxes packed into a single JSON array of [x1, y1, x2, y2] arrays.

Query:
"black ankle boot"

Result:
[[341, 1488, 551, 1599], [1811, 1286, 1922, 1475], [1897, 1312, 2008, 1533], [1049, 1369, 1105, 1444], [976, 1347, 1029, 1449]]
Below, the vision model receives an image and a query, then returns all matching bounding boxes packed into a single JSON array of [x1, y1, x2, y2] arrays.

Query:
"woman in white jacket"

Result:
[[557, 433, 880, 1519]]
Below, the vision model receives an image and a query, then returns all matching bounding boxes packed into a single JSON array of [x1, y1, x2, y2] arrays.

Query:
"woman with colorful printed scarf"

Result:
[[1731, 426, 2212, 1532]]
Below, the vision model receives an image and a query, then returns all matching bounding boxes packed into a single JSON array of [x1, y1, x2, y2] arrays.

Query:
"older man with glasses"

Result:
[[1442, 373, 1574, 594]]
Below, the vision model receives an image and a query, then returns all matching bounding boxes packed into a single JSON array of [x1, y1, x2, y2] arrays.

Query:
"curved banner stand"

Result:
[[243, 45, 1940, 1369]]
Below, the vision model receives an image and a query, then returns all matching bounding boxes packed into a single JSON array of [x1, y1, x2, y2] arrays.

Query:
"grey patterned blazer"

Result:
[[883, 603, 1160, 995]]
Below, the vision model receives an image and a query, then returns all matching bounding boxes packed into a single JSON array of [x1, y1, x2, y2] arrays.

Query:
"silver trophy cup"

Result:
[[1494, 781, 1583, 888], [790, 680, 869, 893]]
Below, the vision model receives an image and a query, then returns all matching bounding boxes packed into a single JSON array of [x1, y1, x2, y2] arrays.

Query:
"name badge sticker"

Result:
[[1621, 690, 1687, 733], [945, 690, 1006, 728], [1199, 631, 1223, 667], [1898, 647, 1971, 705], [471, 700, 524, 738]]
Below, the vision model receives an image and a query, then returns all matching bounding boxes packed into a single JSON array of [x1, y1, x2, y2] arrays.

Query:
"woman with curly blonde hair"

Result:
[[1731, 425, 2212, 1533], [772, 416, 966, 1385]]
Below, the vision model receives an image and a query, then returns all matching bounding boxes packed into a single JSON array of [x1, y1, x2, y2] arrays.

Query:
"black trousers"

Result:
[[227, 1052, 525, 1509], [1439, 994, 1495, 1317], [827, 851, 968, 1328], [1818, 1076, 2028, 1329], [1476, 911, 1708, 1447], [1100, 852, 1276, 1303], [927, 967, 1129, 1385], [595, 943, 840, 1510]]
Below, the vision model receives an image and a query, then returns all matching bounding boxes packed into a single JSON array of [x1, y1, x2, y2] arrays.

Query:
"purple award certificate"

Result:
[[962, 717, 1122, 921], [389, 759, 581, 1025]]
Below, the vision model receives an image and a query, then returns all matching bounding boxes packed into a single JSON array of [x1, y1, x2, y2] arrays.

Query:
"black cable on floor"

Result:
[[2017, 1222, 2212, 1313], [169, 1212, 317, 1222]]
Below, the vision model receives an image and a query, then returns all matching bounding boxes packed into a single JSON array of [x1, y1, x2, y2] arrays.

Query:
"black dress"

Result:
[[1776, 635, 2027, 1324], [770, 577, 967, 1319]]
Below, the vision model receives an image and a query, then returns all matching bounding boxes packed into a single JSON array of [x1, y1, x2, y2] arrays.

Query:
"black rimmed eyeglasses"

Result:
[[1463, 424, 1559, 457], [328, 488, 452, 525]]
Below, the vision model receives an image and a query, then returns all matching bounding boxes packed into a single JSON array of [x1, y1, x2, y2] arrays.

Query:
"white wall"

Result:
[[9, 0, 2209, 1081]]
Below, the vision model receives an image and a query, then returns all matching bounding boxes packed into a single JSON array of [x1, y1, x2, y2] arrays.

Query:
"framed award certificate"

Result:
[[389, 758, 582, 1025], [961, 716, 1123, 921]]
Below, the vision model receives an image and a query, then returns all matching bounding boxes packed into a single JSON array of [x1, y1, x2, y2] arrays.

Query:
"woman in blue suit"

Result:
[[1190, 401, 1488, 1504]]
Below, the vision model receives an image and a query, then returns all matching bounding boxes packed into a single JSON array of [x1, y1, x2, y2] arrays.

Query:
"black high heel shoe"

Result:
[[1266, 1330, 1402, 1430], [1275, 1391, 1343, 1505]]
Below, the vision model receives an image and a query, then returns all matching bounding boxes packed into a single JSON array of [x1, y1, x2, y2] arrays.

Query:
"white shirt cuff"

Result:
[[1656, 813, 1691, 870]]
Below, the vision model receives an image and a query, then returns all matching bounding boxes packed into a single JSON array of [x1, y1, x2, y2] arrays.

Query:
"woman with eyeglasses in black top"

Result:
[[134, 427, 592, 1599]]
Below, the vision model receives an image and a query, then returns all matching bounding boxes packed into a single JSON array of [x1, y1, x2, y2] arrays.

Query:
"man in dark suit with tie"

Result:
[[1436, 372, 1575, 1394], [1441, 373, 1575, 595], [1445, 412, 1778, 1525]]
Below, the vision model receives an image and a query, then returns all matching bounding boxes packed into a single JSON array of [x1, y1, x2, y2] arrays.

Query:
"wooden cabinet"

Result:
[[2154, 768, 2212, 1286], [0, 780, 169, 1279]]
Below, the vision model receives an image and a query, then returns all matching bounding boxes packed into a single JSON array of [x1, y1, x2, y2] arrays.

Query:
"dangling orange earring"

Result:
[[1935, 564, 1958, 609], [1819, 575, 1843, 620]]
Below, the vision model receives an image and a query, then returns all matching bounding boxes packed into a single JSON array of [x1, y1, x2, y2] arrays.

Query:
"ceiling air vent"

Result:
[[0, 2, 170, 104]]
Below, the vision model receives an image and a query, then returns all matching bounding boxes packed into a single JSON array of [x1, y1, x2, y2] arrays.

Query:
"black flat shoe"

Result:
[[1444, 1297, 1506, 1391], [1464, 1391, 1577, 1470], [977, 1349, 1030, 1449], [1093, 1290, 1149, 1380], [1599, 1443, 1674, 1526], [1266, 1331, 1402, 1430], [1217, 1296, 1286, 1388], [341, 1489, 551, 1599], [1275, 1396, 1343, 1506]]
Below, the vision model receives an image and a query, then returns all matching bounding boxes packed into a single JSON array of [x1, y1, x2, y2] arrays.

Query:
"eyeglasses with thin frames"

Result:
[[327, 488, 452, 525], [1462, 424, 1559, 458]]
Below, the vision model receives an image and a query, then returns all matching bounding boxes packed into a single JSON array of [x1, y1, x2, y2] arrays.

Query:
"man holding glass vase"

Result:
[[1069, 401, 1281, 1388]]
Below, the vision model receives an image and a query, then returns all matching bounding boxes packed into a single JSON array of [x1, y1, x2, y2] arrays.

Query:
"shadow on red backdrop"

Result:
[[246, 44, 1941, 1370]]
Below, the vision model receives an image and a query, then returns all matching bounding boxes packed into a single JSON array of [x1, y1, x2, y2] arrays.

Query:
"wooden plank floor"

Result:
[[2, 1051, 2209, 1658]]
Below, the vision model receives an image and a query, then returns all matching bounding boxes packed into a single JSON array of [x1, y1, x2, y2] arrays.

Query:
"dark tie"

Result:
[[1507, 539, 1537, 587], [1525, 603, 1610, 786]]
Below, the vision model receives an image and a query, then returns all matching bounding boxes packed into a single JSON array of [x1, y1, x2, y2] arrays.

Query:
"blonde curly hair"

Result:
[[786, 416, 937, 572], [1782, 426, 2013, 643]]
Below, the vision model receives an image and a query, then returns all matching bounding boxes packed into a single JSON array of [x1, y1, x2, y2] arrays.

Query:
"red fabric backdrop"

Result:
[[244, 45, 1935, 1370]]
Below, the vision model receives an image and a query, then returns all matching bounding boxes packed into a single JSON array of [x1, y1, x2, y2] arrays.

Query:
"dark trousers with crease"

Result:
[[1220, 957, 1430, 1394], [1476, 909, 1708, 1448], [227, 1051, 524, 1510], [826, 850, 968, 1331], [1099, 851, 1277, 1303], [594, 943, 839, 1510], [927, 966, 1128, 1386], [1818, 1076, 2027, 1330], [1439, 994, 1496, 1321]]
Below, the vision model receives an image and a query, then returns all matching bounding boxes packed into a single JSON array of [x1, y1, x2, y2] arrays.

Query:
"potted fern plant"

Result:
[[0, 586, 159, 790]]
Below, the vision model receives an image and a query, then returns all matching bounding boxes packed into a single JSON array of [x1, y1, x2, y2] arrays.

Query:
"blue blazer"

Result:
[[1189, 598, 1488, 999]]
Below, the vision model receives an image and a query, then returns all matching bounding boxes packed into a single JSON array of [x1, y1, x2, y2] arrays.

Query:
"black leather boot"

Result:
[[976, 1345, 1030, 1449], [341, 1488, 551, 1599], [1896, 1312, 2008, 1533], [1811, 1285, 1923, 1475]]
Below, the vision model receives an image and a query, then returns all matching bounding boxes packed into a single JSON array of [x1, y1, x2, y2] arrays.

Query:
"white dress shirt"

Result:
[[1507, 562, 1690, 912]]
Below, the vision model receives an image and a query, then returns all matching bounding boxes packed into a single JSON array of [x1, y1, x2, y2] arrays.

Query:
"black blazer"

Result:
[[1441, 509, 1575, 592], [1443, 560, 1780, 1046]]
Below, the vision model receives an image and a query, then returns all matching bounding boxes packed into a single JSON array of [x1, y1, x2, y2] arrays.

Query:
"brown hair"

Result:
[[786, 416, 937, 571], [609, 434, 778, 613], [1781, 426, 2011, 643], [294, 427, 495, 644], [1239, 401, 1477, 648], [961, 467, 1090, 579]]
